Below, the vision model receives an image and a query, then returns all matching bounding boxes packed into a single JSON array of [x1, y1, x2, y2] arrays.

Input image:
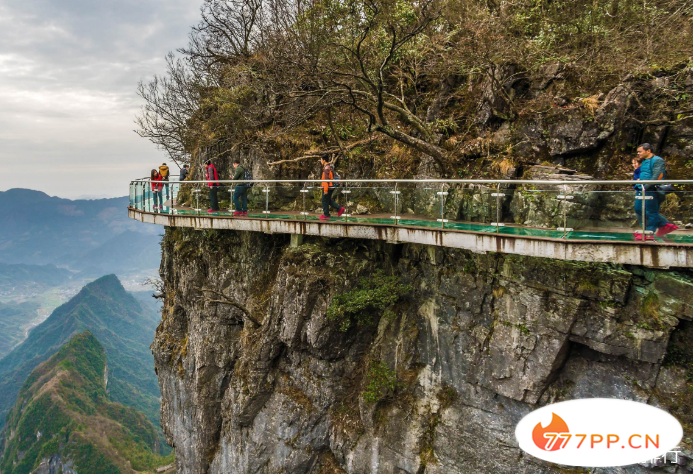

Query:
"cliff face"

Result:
[[154, 228, 693, 473]]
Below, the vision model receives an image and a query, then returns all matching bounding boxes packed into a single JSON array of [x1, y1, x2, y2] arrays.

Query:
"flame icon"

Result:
[[532, 413, 570, 451]]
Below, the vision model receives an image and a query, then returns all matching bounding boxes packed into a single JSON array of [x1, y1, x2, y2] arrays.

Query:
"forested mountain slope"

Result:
[[0, 332, 172, 474], [0, 275, 161, 438]]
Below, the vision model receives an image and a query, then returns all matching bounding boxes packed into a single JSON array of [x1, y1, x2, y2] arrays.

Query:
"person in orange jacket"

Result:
[[319, 157, 344, 221], [150, 169, 163, 211]]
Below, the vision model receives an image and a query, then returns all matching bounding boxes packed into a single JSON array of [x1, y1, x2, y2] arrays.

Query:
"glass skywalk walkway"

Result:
[[129, 177, 693, 246]]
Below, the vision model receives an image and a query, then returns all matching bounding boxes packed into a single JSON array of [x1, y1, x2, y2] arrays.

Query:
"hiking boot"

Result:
[[233, 211, 243, 216], [243, 211, 248, 216], [319, 215, 331, 221], [656, 223, 679, 237], [207, 209, 217, 213], [337, 207, 345, 217]]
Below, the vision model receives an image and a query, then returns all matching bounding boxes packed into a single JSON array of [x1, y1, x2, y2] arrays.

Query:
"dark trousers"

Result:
[[153, 190, 163, 209], [234, 186, 248, 212], [634, 190, 669, 232], [163, 180, 169, 199], [209, 186, 219, 210], [322, 189, 340, 216]]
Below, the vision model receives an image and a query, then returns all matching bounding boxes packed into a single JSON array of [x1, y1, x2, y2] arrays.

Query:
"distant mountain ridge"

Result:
[[0, 188, 160, 269], [0, 262, 70, 293], [0, 331, 172, 473], [0, 275, 162, 439]]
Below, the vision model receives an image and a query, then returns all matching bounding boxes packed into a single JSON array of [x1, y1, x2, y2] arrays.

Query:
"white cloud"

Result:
[[0, 0, 201, 198]]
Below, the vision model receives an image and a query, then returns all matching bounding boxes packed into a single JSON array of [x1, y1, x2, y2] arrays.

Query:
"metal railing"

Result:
[[129, 177, 693, 242]]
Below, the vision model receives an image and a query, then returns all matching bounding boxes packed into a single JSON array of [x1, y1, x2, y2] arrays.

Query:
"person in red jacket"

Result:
[[205, 159, 220, 212], [150, 169, 163, 211]]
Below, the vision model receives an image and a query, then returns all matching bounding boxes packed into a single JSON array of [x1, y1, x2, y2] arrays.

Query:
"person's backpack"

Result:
[[243, 168, 254, 187], [329, 165, 341, 188]]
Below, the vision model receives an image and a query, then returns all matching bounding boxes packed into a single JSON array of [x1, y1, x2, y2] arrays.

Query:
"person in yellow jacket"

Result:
[[158, 163, 170, 201]]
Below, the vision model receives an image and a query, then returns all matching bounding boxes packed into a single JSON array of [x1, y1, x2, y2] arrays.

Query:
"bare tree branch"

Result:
[[196, 287, 262, 326]]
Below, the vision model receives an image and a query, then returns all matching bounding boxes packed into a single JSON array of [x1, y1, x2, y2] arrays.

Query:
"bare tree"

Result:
[[135, 54, 201, 166], [181, 0, 268, 72]]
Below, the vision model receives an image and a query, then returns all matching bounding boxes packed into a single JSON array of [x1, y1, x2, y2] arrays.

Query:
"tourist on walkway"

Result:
[[319, 157, 344, 221], [180, 164, 189, 181], [151, 169, 163, 211], [632, 156, 643, 184], [206, 159, 220, 212], [232, 159, 249, 216], [634, 143, 678, 240], [159, 162, 170, 201]]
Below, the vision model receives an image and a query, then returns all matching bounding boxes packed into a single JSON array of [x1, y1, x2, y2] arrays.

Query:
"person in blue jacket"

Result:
[[634, 143, 678, 240], [632, 156, 642, 183]]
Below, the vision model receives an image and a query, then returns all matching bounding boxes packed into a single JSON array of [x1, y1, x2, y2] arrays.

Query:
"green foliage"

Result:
[[327, 270, 412, 331], [68, 438, 122, 474], [434, 118, 458, 136], [363, 361, 399, 403], [517, 323, 530, 335], [0, 332, 172, 474], [0, 274, 164, 447], [642, 292, 660, 320]]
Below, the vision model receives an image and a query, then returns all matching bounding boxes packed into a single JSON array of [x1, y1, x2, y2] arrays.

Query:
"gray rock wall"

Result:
[[153, 228, 693, 473]]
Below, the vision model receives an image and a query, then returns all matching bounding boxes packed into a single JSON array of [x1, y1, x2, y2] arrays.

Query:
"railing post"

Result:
[[300, 182, 309, 221], [390, 183, 400, 224], [193, 187, 201, 215], [556, 184, 574, 237], [490, 183, 505, 231], [437, 184, 448, 229], [562, 185, 568, 235], [495, 183, 501, 233], [230, 183, 235, 213], [263, 186, 271, 216], [641, 184, 647, 239], [636, 184, 654, 241], [342, 180, 351, 222]]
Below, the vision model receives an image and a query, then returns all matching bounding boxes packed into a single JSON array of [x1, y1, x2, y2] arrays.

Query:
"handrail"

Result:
[[130, 178, 693, 185]]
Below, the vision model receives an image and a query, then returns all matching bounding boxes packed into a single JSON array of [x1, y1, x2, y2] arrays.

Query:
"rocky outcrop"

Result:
[[32, 456, 77, 474], [153, 228, 693, 474]]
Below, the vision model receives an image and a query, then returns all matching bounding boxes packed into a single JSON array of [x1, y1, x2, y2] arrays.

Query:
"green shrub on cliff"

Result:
[[363, 361, 400, 403], [327, 270, 412, 331]]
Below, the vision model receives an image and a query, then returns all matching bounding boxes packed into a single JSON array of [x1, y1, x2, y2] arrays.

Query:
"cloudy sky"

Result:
[[0, 0, 201, 198]]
